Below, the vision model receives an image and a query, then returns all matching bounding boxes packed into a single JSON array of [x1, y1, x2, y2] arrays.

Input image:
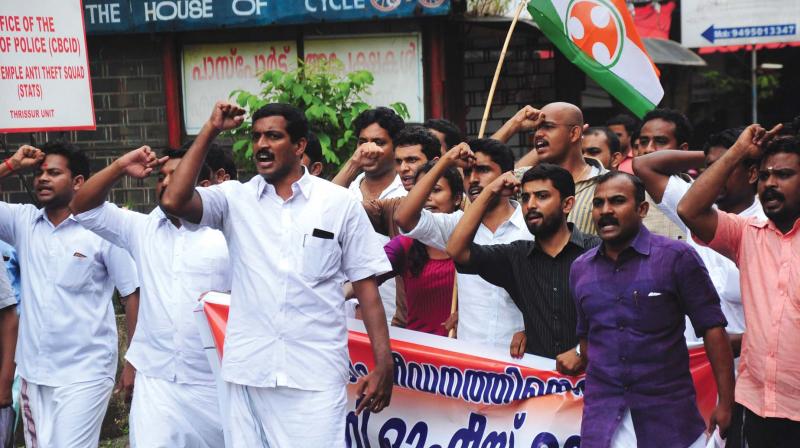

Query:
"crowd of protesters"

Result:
[[0, 98, 798, 448]]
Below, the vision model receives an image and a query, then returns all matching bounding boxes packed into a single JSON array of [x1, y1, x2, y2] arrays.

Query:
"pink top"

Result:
[[384, 236, 455, 336], [696, 211, 800, 420], [618, 150, 634, 174]]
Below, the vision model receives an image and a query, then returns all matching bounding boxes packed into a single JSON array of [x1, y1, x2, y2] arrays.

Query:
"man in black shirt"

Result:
[[447, 163, 599, 375]]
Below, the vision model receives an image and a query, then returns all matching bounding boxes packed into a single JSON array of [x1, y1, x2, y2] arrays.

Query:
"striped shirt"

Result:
[[515, 158, 607, 236], [459, 225, 600, 358]]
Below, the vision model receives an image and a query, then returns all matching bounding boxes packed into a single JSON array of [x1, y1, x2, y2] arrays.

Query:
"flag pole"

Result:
[[477, 0, 530, 138]]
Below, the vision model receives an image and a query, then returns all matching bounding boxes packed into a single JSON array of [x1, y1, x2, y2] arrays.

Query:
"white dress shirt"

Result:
[[75, 204, 231, 385], [401, 203, 530, 348], [0, 203, 139, 387], [348, 172, 406, 323], [0, 262, 13, 310], [658, 175, 765, 339], [188, 170, 391, 390]]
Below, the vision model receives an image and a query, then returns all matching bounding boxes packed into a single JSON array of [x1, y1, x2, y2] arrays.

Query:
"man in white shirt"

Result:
[[395, 139, 529, 351], [334, 107, 406, 323], [333, 126, 445, 327], [70, 146, 230, 447], [633, 134, 763, 351], [160, 101, 394, 447], [0, 142, 139, 448], [634, 131, 764, 448]]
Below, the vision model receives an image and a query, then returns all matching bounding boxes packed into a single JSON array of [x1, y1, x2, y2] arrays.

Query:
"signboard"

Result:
[[181, 41, 297, 135], [305, 33, 424, 122], [682, 0, 800, 48], [83, 0, 450, 35], [0, 0, 94, 133]]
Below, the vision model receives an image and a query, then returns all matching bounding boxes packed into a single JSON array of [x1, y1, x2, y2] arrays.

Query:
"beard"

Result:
[[526, 210, 563, 238]]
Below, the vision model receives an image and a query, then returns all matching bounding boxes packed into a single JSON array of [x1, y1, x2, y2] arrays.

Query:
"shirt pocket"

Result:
[[634, 289, 680, 333], [301, 235, 341, 283], [58, 255, 94, 292]]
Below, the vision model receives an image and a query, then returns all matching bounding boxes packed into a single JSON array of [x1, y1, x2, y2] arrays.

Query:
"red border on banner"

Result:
[[0, 0, 96, 134]]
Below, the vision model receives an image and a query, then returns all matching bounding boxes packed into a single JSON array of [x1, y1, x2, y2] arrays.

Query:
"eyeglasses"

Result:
[[535, 122, 580, 132]]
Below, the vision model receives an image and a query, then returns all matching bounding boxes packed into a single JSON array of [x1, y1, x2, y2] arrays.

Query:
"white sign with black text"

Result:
[[0, 0, 94, 132], [681, 0, 800, 48], [181, 41, 298, 135]]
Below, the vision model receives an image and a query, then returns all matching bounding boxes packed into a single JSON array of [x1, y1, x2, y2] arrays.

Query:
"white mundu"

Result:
[[76, 204, 231, 447], [188, 170, 390, 447], [401, 204, 529, 348], [0, 202, 139, 447]]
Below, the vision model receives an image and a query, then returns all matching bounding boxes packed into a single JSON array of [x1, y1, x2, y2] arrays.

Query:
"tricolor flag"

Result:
[[529, 0, 664, 117]]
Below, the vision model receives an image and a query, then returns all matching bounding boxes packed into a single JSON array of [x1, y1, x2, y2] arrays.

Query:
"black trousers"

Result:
[[743, 407, 800, 448]]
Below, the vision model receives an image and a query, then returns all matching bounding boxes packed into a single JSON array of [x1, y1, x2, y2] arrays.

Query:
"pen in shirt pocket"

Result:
[[633, 290, 639, 307]]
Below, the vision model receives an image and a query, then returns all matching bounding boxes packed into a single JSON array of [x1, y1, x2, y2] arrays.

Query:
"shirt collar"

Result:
[[582, 157, 607, 178], [506, 200, 529, 232], [594, 224, 652, 259], [255, 166, 313, 201], [528, 223, 592, 256], [35, 208, 78, 227], [755, 216, 800, 236]]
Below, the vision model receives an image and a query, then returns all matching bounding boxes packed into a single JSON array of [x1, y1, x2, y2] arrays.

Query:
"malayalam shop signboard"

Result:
[[180, 34, 424, 134], [682, 0, 800, 48], [83, 0, 451, 34], [181, 41, 298, 135], [0, 0, 95, 133]]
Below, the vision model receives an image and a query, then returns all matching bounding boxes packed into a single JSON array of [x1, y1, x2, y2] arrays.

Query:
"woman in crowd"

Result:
[[379, 162, 463, 336]]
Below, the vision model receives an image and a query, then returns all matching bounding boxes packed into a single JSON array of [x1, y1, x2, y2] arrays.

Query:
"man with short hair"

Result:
[[187, 141, 237, 184], [423, 118, 464, 154], [572, 171, 734, 448], [493, 103, 606, 235], [334, 107, 406, 323], [606, 113, 639, 174], [447, 164, 599, 371], [583, 126, 624, 171], [302, 132, 325, 177], [395, 139, 528, 350], [635, 129, 763, 448], [678, 127, 800, 447], [334, 125, 442, 327], [0, 142, 140, 447], [637, 108, 693, 155], [634, 127, 762, 350], [161, 101, 394, 447], [70, 145, 230, 447]]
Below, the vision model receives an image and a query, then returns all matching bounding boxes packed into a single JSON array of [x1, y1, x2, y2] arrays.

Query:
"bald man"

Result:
[[493, 103, 605, 235]]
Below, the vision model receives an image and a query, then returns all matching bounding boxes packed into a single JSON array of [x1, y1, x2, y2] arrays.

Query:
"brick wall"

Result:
[[462, 27, 556, 158], [1, 35, 168, 213]]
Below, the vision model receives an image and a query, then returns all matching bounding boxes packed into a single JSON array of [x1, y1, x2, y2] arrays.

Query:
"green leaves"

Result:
[[224, 58, 409, 172]]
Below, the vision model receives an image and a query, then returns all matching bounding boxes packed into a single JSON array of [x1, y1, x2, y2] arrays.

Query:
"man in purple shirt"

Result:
[[570, 171, 735, 447]]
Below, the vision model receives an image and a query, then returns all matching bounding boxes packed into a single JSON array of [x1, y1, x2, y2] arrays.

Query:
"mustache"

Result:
[[255, 149, 275, 160], [526, 211, 543, 220], [597, 216, 619, 227], [761, 188, 784, 202]]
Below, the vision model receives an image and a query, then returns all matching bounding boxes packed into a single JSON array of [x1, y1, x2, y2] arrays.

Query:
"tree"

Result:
[[227, 59, 409, 170]]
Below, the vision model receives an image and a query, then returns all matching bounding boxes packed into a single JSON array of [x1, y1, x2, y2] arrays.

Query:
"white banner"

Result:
[[181, 42, 298, 135], [0, 0, 94, 132], [304, 33, 425, 122], [681, 0, 800, 48]]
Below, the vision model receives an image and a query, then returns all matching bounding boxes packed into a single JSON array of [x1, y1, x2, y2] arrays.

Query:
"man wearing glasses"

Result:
[[493, 102, 606, 235]]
